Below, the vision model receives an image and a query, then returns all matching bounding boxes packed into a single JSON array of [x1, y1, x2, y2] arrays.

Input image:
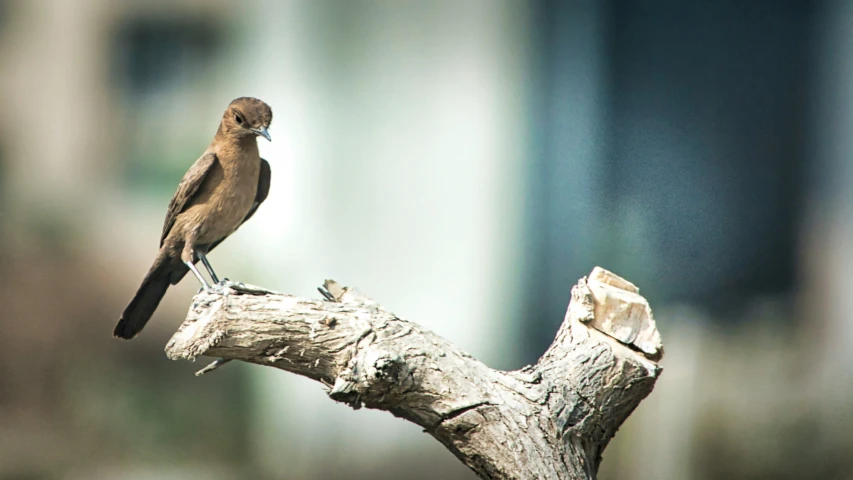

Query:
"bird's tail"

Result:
[[114, 254, 172, 339]]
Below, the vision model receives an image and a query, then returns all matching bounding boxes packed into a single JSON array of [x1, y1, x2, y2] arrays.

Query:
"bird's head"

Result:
[[220, 97, 273, 141]]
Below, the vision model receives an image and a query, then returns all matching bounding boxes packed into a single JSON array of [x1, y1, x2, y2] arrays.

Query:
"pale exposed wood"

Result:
[[165, 268, 663, 480], [585, 267, 663, 359]]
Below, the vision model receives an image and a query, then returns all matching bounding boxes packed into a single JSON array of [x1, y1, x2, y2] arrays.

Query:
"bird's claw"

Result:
[[196, 283, 226, 295], [195, 278, 250, 297], [219, 278, 248, 290]]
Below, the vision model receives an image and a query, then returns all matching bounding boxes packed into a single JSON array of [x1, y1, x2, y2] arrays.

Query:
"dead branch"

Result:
[[165, 267, 663, 480]]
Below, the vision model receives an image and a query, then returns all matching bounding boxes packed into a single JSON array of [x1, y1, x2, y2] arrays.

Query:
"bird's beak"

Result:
[[253, 126, 271, 142]]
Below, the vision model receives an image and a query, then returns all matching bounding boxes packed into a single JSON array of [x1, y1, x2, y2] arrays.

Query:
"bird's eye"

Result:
[[235, 114, 243, 124]]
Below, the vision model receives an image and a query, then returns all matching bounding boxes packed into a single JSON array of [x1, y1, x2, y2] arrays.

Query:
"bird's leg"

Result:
[[197, 251, 243, 289], [184, 260, 212, 293], [183, 242, 217, 293], [197, 251, 221, 285]]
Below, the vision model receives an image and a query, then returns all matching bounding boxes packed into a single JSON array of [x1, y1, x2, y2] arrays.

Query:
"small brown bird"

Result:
[[114, 97, 273, 339]]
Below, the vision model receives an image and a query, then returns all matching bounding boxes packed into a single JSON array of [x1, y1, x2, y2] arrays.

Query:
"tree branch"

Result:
[[165, 267, 663, 480]]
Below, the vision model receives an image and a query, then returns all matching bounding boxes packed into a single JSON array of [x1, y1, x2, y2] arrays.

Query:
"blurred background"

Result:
[[1, 0, 851, 479]]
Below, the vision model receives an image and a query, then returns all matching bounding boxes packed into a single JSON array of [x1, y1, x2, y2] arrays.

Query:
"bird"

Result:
[[114, 97, 273, 339]]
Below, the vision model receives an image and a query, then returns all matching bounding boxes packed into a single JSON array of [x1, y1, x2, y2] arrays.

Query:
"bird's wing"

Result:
[[206, 158, 271, 253], [160, 152, 218, 247], [242, 158, 271, 224]]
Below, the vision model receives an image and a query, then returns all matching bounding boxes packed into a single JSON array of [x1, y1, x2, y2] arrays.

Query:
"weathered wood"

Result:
[[165, 268, 662, 480]]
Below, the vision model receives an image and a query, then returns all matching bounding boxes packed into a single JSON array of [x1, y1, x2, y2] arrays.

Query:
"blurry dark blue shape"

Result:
[[111, 17, 222, 97], [523, 0, 815, 356]]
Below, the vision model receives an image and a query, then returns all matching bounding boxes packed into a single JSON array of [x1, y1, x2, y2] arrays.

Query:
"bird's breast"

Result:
[[194, 157, 260, 244]]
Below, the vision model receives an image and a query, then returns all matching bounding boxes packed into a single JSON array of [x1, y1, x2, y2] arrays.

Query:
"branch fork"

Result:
[[165, 267, 663, 480]]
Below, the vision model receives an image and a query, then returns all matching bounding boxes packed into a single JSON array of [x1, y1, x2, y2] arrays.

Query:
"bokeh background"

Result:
[[1, 0, 852, 479]]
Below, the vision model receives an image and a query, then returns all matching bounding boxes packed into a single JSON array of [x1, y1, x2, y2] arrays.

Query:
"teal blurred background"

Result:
[[1, 0, 852, 479]]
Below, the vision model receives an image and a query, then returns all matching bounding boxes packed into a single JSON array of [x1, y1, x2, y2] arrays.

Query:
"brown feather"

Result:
[[206, 158, 271, 253], [160, 153, 217, 247]]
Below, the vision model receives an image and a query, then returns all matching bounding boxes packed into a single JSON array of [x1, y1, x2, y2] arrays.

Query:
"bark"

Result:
[[165, 267, 663, 480]]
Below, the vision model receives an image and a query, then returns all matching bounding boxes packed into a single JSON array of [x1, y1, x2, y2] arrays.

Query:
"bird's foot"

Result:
[[209, 282, 229, 295], [198, 279, 273, 297], [195, 283, 227, 296], [218, 278, 248, 290]]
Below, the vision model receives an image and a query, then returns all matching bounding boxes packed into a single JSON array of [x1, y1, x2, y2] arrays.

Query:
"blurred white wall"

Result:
[[220, 0, 532, 476]]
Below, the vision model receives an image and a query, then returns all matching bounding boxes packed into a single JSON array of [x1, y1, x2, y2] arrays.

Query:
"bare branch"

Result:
[[165, 268, 663, 480]]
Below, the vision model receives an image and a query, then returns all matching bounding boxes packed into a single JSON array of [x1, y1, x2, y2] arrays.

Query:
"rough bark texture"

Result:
[[165, 268, 663, 480]]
